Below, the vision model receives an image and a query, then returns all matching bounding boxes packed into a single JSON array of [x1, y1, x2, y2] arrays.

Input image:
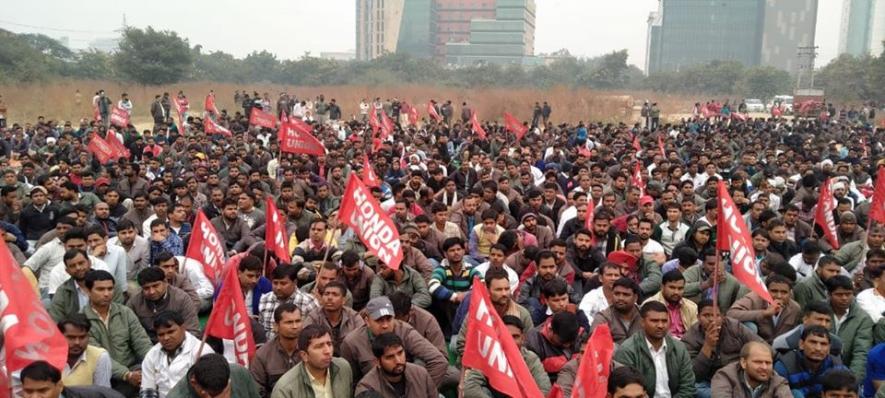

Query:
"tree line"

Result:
[[1, 26, 883, 102]]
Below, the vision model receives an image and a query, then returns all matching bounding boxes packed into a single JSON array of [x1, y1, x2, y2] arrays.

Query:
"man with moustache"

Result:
[[590, 277, 643, 344], [711, 341, 792, 398], [354, 333, 437, 398]]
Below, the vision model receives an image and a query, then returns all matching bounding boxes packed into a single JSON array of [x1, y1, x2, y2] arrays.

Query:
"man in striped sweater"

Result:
[[428, 237, 481, 337]]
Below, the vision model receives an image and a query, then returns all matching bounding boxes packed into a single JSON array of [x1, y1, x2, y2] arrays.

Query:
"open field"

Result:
[[0, 80, 706, 127]]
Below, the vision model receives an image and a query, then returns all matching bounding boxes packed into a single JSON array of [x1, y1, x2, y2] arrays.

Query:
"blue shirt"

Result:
[[863, 343, 885, 398]]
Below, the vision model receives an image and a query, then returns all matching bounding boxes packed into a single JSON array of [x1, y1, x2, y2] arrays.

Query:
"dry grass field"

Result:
[[0, 80, 702, 128]]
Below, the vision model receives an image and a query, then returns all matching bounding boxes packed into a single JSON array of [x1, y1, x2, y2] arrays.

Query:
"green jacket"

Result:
[[49, 279, 123, 322], [613, 331, 696, 398], [462, 347, 551, 397], [792, 272, 828, 308], [829, 301, 873, 380], [270, 357, 352, 398], [83, 303, 153, 380], [683, 265, 748, 313], [833, 240, 874, 272], [167, 363, 260, 398], [639, 258, 662, 298]]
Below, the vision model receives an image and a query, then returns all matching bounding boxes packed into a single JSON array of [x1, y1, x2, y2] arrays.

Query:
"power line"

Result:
[[0, 19, 115, 35]]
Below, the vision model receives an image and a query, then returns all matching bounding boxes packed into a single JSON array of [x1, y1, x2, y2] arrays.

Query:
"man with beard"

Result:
[[454, 268, 534, 356], [774, 326, 849, 397], [590, 277, 643, 344], [354, 333, 437, 398], [519, 212, 554, 250], [121, 194, 153, 235], [369, 259, 432, 309], [249, 303, 303, 398], [58, 314, 112, 387], [340, 297, 448, 387], [643, 270, 697, 339], [710, 341, 792, 398], [107, 219, 150, 288], [462, 315, 551, 397], [210, 197, 255, 255], [727, 274, 801, 344], [517, 250, 574, 324], [566, 228, 605, 292], [49, 249, 103, 321], [682, 300, 763, 398], [258, 265, 319, 340], [772, 301, 844, 357], [140, 311, 212, 398], [303, 281, 364, 354], [614, 301, 696, 398], [126, 267, 200, 343], [102, 189, 127, 221], [338, 250, 375, 311], [684, 248, 748, 313], [91, 202, 117, 238], [824, 275, 872, 379], [429, 237, 481, 335], [793, 256, 843, 308]]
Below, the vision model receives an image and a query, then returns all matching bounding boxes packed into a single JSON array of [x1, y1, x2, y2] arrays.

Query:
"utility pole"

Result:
[[795, 45, 818, 90]]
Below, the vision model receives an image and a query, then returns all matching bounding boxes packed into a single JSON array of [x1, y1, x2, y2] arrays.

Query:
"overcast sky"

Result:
[[1, 0, 842, 70]]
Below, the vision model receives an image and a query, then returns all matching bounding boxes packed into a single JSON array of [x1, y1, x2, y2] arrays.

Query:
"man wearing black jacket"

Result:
[[20, 186, 58, 247]]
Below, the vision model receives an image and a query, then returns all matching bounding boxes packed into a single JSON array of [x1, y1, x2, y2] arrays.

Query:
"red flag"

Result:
[[470, 111, 487, 140], [504, 112, 528, 141], [585, 201, 595, 233], [288, 117, 313, 135], [362, 156, 381, 188], [570, 324, 614, 398], [869, 168, 885, 226], [632, 135, 641, 152], [862, 136, 869, 158], [716, 181, 774, 304], [814, 179, 840, 250], [380, 111, 395, 140], [109, 105, 130, 128], [105, 130, 131, 159], [731, 112, 748, 122], [771, 106, 783, 117], [204, 263, 255, 366], [401, 102, 419, 126], [631, 162, 645, 195], [203, 117, 232, 136], [264, 197, 291, 265], [427, 102, 442, 122], [368, 108, 380, 136], [87, 135, 115, 164], [249, 108, 277, 129], [174, 97, 189, 132], [185, 211, 226, 285], [547, 385, 564, 398], [204, 93, 219, 115], [338, 174, 403, 270], [0, 243, 68, 375], [463, 278, 544, 398], [280, 122, 326, 156], [658, 134, 666, 158]]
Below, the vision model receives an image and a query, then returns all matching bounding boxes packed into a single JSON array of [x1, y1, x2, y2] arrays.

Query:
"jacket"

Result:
[[354, 363, 436, 398], [269, 357, 352, 398], [126, 285, 201, 342], [60, 386, 124, 398], [772, 324, 843, 358], [524, 317, 579, 380], [683, 265, 748, 313], [302, 306, 365, 355], [462, 347, 551, 397], [407, 305, 447, 356], [167, 363, 261, 398], [681, 317, 763, 382], [339, 322, 448, 387], [829, 301, 873, 379], [19, 202, 59, 240], [613, 331, 696, 398], [727, 292, 801, 343], [774, 350, 847, 397], [83, 303, 153, 380], [792, 272, 828, 308], [711, 361, 792, 398], [591, 306, 642, 344], [834, 240, 879, 272], [369, 265, 432, 308], [211, 216, 256, 252]]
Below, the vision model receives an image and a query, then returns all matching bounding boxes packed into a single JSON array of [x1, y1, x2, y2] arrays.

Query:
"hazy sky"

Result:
[[1, 0, 842, 70]]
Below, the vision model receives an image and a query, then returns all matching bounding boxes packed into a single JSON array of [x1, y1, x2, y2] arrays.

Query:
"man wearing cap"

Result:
[[519, 212, 554, 250], [339, 296, 448, 387]]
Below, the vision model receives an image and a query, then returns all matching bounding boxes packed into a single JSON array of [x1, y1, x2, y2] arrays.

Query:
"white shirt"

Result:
[[647, 338, 671, 398], [788, 253, 816, 279], [177, 256, 216, 300], [557, 206, 577, 237], [857, 288, 885, 323], [141, 332, 214, 397], [642, 239, 666, 264], [656, 221, 689, 255], [46, 256, 109, 295], [99, 245, 130, 295], [23, 238, 65, 290], [578, 287, 609, 320], [473, 262, 519, 294]]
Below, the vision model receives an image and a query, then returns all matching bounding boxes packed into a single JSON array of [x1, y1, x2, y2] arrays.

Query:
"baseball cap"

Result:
[[365, 297, 395, 320], [639, 196, 654, 206]]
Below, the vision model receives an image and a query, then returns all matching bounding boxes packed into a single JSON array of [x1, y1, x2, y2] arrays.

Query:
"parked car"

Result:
[[767, 95, 793, 113], [744, 99, 765, 113]]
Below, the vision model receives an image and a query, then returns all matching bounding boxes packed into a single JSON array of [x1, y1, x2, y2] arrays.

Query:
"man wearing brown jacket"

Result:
[[590, 277, 643, 344], [302, 281, 364, 355], [127, 267, 200, 343], [711, 341, 792, 398], [389, 291, 447, 357], [726, 274, 801, 344], [339, 297, 448, 387], [354, 332, 438, 398]]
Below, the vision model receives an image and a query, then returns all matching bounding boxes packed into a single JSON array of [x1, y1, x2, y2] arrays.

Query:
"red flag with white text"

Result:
[[110, 105, 130, 128], [250, 108, 277, 129], [87, 135, 115, 164], [368, 108, 380, 136], [185, 211, 226, 285], [362, 156, 382, 188], [380, 110, 395, 140], [869, 168, 885, 226], [716, 181, 774, 304], [338, 174, 403, 270], [814, 178, 840, 250], [631, 162, 645, 195], [280, 122, 326, 156], [105, 130, 131, 159], [463, 278, 543, 398], [504, 112, 528, 141], [632, 135, 641, 152], [264, 197, 291, 266], [203, 263, 255, 366], [204, 93, 219, 115], [203, 117, 232, 136], [401, 102, 419, 126], [470, 111, 487, 140], [427, 102, 442, 122], [570, 324, 614, 398], [0, 243, 68, 376], [658, 134, 666, 158]]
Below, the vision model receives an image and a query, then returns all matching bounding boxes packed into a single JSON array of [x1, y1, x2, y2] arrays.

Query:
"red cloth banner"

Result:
[[109, 106, 130, 128], [87, 135, 115, 164], [870, 168, 885, 226], [716, 181, 774, 304], [204, 93, 219, 115], [0, 243, 68, 376], [631, 162, 645, 195], [401, 102, 419, 126], [570, 324, 614, 398], [280, 122, 326, 156], [470, 111, 487, 140], [203, 117, 232, 136], [504, 112, 528, 141], [362, 156, 382, 188], [427, 102, 442, 122], [463, 278, 544, 398], [249, 108, 277, 129], [264, 197, 291, 265], [632, 135, 641, 152], [379, 110, 395, 140], [338, 174, 403, 270], [814, 178, 840, 250], [105, 130, 131, 159], [185, 211, 226, 285], [203, 263, 255, 366], [658, 134, 666, 158]]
